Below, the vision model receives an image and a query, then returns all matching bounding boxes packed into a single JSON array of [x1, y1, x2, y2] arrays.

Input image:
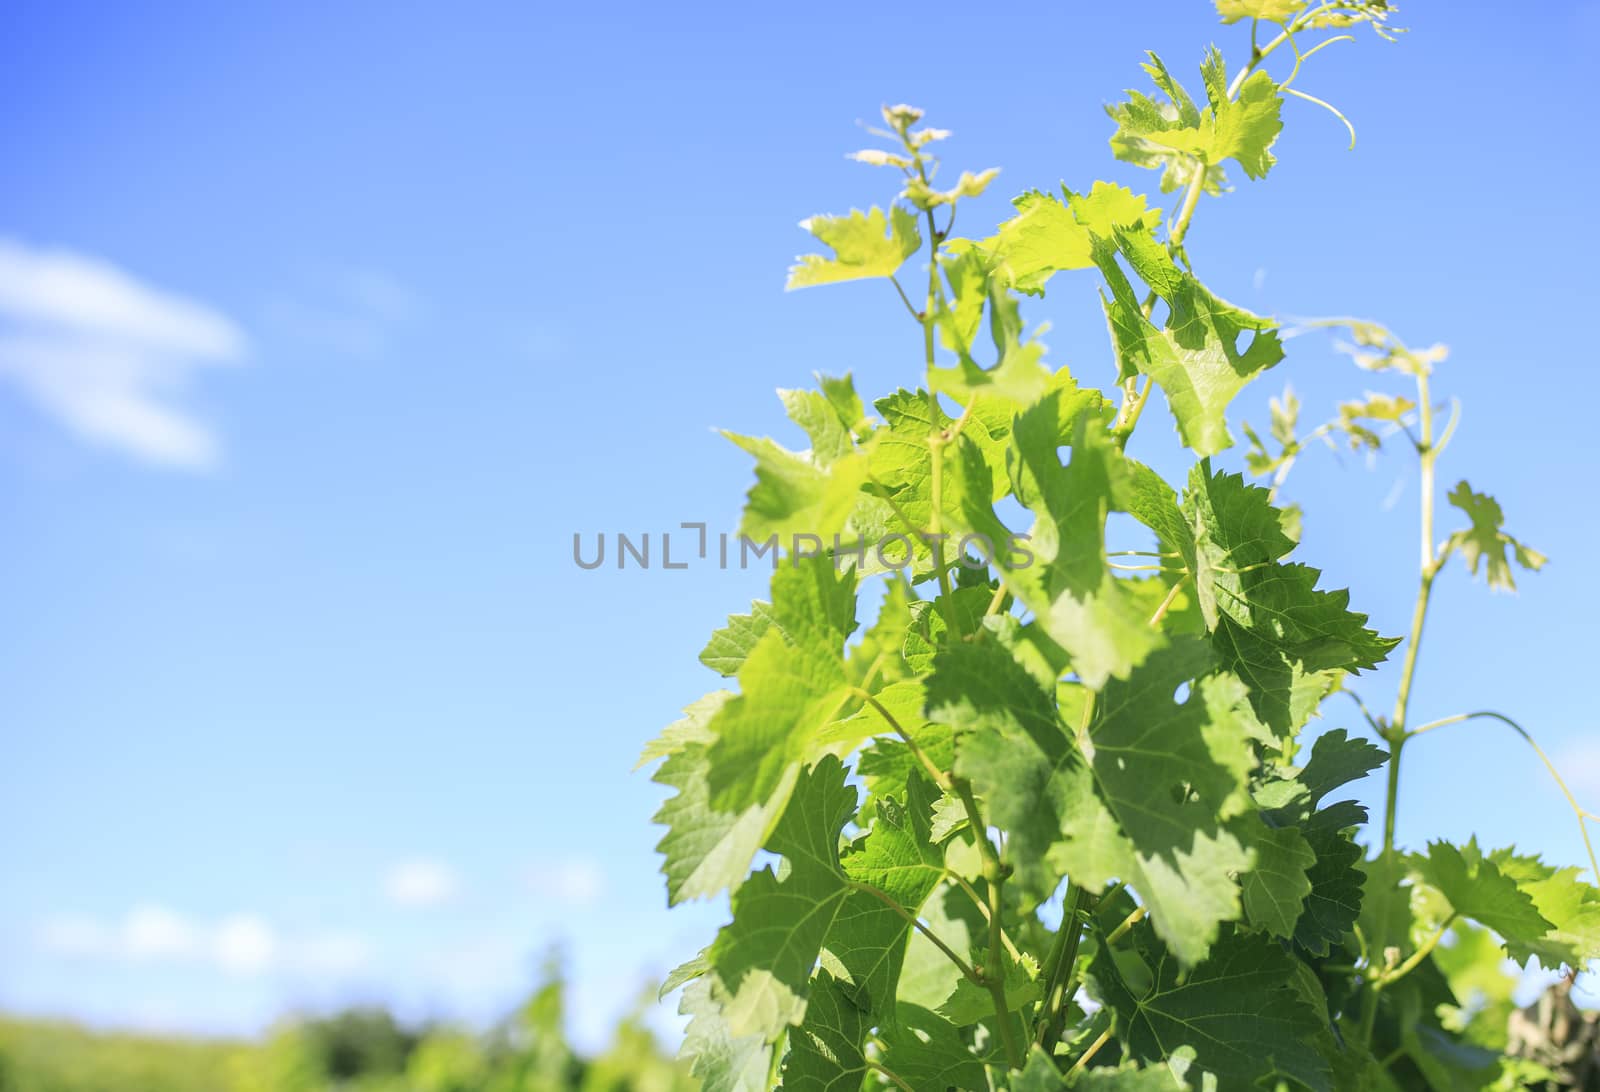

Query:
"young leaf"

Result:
[[652, 740, 793, 905], [976, 182, 1161, 296], [1446, 481, 1547, 592], [1107, 49, 1285, 190], [786, 206, 920, 289], [1215, 0, 1306, 23], [1093, 228, 1283, 456]]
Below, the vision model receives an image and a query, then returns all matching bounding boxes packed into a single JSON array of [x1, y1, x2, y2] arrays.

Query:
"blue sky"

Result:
[[3, 0, 1599, 1048]]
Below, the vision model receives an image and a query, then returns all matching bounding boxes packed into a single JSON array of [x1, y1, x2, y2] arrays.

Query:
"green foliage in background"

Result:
[[643, 2, 1600, 1088], [0, 958, 694, 1092]]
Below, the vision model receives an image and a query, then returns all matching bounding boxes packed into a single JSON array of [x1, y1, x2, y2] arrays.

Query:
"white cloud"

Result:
[[36, 912, 113, 957], [385, 858, 459, 907], [213, 914, 276, 975], [292, 930, 373, 975], [528, 857, 606, 907], [34, 904, 369, 979], [1556, 739, 1600, 798], [124, 903, 199, 960], [0, 238, 244, 470]]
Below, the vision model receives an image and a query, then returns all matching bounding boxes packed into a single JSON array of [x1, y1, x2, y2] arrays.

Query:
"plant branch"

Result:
[[847, 880, 981, 984], [1410, 711, 1600, 885], [1035, 885, 1095, 1048], [1149, 575, 1190, 628], [1067, 1027, 1113, 1079], [889, 275, 921, 322], [1373, 913, 1456, 991], [868, 1061, 916, 1092], [857, 687, 953, 792], [1365, 359, 1439, 1047], [1105, 904, 1148, 944], [952, 779, 1023, 1069]]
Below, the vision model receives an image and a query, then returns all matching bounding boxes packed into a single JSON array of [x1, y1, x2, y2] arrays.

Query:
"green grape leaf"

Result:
[[723, 433, 870, 543], [1200, 50, 1284, 181], [678, 976, 772, 1092], [700, 605, 778, 678], [1486, 850, 1600, 969], [638, 690, 730, 768], [1014, 1042, 1199, 1088], [709, 757, 859, 1037], [928, 330, 1053, 409], [703, 560, 857, 814], [828, 771, 947, 1011], [786, 206, 921, 289], [1088, 922, 1332, 1091], [1334, 391, 1414, 451], [978, 183, 1161, 295], [1107, 50, 1285, 189], [1185, 466, 1397, 734], [1407, 840, 1554, 952], [906, 166, 1002, 210], [1075, 640, 1258, 963], [652, 741, 793, 905], [1241, 822, 1317, 937], [817, 373, 868, 438], [877, 1005, 991, 1091], [779, 387, 855, 466], [1094, 228, 1283, 456], [928, 633, 1104, 904], [865, 387, 1013, 577], [777, 973, 867, 1092], [1294, 799, 1370, 957], [1296, 728, 1389, 806], [1446, 481, 1547, 592], [1216, 0, 1306, 23], [981, 406, 1164, 688]]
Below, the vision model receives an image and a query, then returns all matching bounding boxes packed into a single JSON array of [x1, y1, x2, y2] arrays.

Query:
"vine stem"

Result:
[[953, 779, 1023, 1070], [1374, 913, 1457, 991], [1380, 364, 1436, 860], [855, 687, 950, 791], [1361, 913, 1458, 1046], [1364, 353, 1438, 1047], [1409, 711, 1600, 885], [1114, 16, 1296, 450], [867, 1061, 916, 1092], [847, 879, 981, 985], [1067, 1028, 1113, 1078], [1149, 575, 1189, 628], [1106, 904, 1148, 944], [1035, 885, 1095, 1048]]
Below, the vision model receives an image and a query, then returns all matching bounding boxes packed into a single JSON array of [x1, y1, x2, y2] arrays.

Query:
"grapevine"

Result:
[[642, 3, 1599, 1088]]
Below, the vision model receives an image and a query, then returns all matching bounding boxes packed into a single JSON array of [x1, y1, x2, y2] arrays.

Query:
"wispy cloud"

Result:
[[268, 267, 419, 359], [0, 238, 246, 470], [527, 857, 606, 907], [36, 903, 369, 977], [384, 858, 459, 908]]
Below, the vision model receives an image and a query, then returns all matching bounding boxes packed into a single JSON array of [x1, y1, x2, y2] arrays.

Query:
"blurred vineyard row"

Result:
[[0, 962, 695, 1092]]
